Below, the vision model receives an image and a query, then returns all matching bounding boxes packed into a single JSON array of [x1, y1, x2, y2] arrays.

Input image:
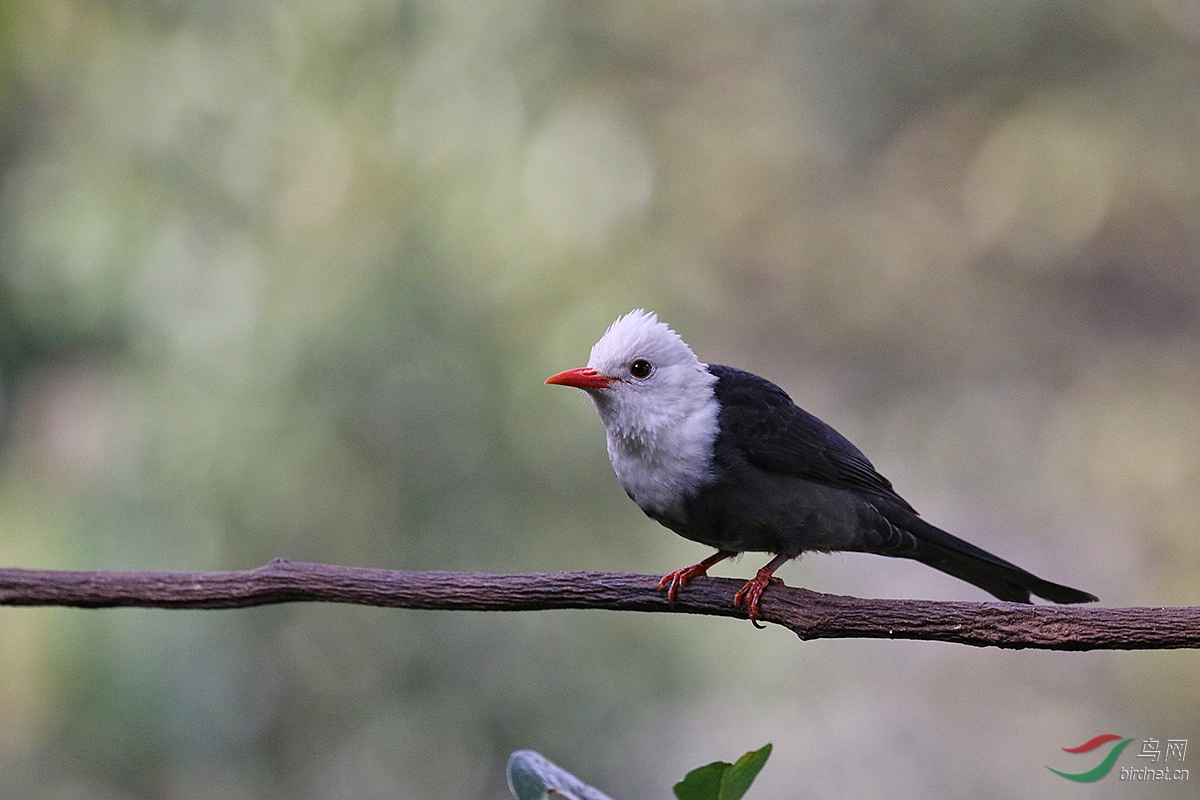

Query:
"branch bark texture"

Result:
[[1, 560, 1196, 651]]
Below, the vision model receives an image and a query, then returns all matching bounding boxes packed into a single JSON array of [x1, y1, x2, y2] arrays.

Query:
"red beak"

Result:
[[545, 367, 615, 390]]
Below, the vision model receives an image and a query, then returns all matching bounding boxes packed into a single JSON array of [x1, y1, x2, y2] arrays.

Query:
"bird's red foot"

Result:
[[656, 564, 707, 603], [733, 569, 784, 626], [656, 550, 736, 603]]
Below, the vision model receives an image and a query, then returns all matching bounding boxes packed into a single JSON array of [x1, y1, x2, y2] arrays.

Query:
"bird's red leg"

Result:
[[656, 550, 737, 603], [733, 553, 792, 627]]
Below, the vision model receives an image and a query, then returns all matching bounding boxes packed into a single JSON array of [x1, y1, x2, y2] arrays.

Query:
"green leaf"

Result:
[[673, 744, 772, 800], [673, 762, 726, 800], [721, 744, 772, 800]]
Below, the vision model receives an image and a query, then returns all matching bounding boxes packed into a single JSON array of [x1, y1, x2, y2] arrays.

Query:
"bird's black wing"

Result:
[[706, 366, 1096, 603], [708, 364, 915, 512]]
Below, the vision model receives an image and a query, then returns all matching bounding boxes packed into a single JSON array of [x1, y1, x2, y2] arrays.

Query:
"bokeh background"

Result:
[[1, 1, 1198, 797]]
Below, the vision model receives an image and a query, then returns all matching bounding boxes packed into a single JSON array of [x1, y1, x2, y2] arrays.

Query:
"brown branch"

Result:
[[0, 559, 1196, 651]]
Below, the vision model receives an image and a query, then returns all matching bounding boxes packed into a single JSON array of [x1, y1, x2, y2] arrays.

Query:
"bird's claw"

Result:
[[655, 564, 707, 603], [733, 571, 784, 627], [656, 550, 737, 604]]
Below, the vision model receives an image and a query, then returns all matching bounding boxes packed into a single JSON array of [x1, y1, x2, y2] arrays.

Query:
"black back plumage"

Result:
[[707, 364, 912, 512]]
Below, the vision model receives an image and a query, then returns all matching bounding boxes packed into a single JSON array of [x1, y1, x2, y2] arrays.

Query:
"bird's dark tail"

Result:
[[898, 515, 1097, 605]]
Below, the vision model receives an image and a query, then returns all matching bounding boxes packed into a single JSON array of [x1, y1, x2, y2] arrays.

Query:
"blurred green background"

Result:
[[1, 1, 1198, 798]]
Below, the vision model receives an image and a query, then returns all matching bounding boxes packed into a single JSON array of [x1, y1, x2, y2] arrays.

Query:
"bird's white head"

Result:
[[546, 310, 719, 513]]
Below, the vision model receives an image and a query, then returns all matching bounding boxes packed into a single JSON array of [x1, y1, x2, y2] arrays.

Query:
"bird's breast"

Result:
[[591, 370, 721, 519], [606, 425, 716, 519]]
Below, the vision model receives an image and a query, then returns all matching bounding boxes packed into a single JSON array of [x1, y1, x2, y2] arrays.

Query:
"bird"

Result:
[[545, 309, 1097, 624]]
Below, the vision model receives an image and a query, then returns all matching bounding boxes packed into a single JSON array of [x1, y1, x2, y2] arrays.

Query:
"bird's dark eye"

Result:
[[629, 359, 653, 379]]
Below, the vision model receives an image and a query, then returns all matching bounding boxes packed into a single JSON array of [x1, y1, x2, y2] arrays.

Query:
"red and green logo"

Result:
[[1047, 734, 1135, 782]]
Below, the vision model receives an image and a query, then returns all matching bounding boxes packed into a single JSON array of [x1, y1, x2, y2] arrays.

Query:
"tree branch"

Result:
[[1, 559, 1195, 651]]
